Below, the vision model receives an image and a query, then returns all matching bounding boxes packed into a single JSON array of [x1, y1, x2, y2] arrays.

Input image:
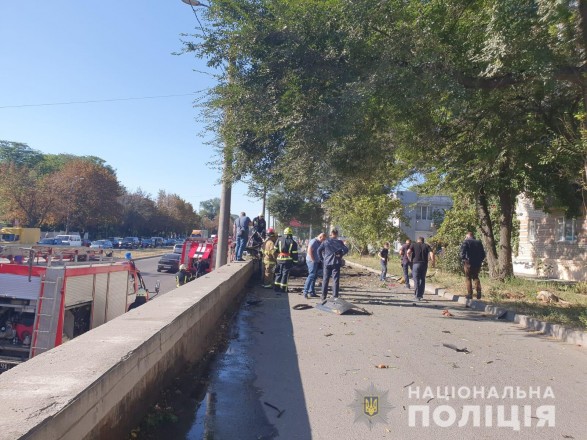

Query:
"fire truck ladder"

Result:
[[30, 270, 64, 358]]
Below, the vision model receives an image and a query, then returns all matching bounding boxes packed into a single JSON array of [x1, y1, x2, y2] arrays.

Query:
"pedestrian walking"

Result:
[[460, 231, 486, 299], [262, 228, 278, 288], [318, 229, 349, 300], [378, 242, 390, 281], [274, 227, 298, 293], [302, 232, 326, 298], [234, 212, 251, 261], [399, 238, 412, 288], [407, 237, 435, 300]]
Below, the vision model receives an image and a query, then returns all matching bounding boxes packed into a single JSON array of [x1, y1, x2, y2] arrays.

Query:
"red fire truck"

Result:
[[179, 236, 218, 277], [0, 257, 154, 373]]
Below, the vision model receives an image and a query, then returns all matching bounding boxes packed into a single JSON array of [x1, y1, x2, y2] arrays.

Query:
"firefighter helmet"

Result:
[[267, 227, 276, 236], [258, 212, 264, 217], [179, 264, 186, 270], [284, 227, 293, 235]]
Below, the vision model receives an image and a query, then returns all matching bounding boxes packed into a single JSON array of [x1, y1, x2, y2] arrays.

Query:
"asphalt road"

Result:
[[134, 255, 178, 298], [169, 264, 587, 440]]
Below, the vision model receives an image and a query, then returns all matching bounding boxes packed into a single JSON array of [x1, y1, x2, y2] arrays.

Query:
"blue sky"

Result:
[[0, 1, 263, 219]]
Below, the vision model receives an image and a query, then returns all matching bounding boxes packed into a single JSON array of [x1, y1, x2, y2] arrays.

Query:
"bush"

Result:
[[436, 245, 463, 275]]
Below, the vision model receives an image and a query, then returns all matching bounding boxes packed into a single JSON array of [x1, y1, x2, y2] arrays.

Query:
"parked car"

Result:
[[151, 237, 164, 248], [140, 238, 153, 248], [90, 240, 114, 250], [54, 234, 82, 246], [164, 238, 176, 246], [157, 253, 181, 273], [121, 237, 140, 249], [37, 238, 64, 246], [106, 237, 124, 248], [173, 243, 184, 254]]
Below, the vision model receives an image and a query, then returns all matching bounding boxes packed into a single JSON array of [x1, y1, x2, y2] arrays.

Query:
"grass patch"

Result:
[[346, 253, 587, 330]]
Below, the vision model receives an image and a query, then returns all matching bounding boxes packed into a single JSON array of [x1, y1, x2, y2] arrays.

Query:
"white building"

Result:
[[392, 190, 453, 250], [514, 195, 586, 281]]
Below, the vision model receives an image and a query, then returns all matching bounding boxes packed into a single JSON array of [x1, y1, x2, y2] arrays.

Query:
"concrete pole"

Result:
[[215, 157, 231, 267]]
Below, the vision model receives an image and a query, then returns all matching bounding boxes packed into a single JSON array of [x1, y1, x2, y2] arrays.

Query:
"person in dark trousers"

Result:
[[407, 236, 435, 301], [234, 212, 251, 261], [378, 242, 390, 281], [460, 231, 486, 299], [318, 229, 349, 301], [399, 238, 412, 288], [303, 232, 326, 298], [274, 227, 298, 293]]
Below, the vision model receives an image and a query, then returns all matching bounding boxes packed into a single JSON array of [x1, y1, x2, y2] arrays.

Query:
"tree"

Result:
[[0, 162, 56, 227], [182, 0, 586, 281], [326, 182, 403, 253], [46, 159, 122, 235], [199, 198, 221, 220]]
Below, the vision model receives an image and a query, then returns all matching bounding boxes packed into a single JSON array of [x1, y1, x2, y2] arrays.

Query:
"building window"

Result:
[[556, 218, 576, 242], [416, 205, 432, 220], [528, 219, 537, 243]]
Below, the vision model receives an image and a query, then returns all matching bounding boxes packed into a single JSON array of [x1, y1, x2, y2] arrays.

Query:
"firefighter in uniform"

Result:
[[262, 227, 278, 288], [176, 264, 191, 287], [274, 227, 298, 292]]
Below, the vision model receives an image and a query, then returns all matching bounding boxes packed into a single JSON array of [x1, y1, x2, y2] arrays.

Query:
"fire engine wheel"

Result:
[[157, 268, 161, 272]]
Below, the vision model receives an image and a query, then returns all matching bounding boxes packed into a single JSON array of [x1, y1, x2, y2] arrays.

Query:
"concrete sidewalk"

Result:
[[181, 264, 587, 439]]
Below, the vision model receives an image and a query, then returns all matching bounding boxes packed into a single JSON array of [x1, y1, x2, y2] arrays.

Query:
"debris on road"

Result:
[[292, 304, 313, 310], [315, 297, 371, 315], [536, 290, 569, 304], [324, 333, 334, 337], [264, 401, 285, 418], [442, 343, 471, 354], [403, 381, 415, 388], [375, 364, 389, 369], [442, 330, 451, 333], [442, 309, 454, 317]]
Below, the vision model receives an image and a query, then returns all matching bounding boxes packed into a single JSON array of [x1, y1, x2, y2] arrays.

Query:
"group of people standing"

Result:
[[259, 226, 348, 300], [379, 232, 486, 301]]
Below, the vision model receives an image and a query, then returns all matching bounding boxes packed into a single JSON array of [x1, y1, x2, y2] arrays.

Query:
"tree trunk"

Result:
[[497, 189, 515, 280], [476, 188, 499, 279]]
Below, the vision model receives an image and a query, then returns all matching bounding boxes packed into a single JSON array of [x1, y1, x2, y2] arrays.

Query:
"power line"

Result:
[[0, 91, 208, 109]]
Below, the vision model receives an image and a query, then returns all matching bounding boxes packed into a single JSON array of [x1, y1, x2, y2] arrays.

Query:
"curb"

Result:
[[346, 261, 586, 349]]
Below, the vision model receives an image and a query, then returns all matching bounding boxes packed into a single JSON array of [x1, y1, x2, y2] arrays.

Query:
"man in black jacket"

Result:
[[407, 237, 435, 301], [318, 229, 349, 300], [460, 231, 486, 300]]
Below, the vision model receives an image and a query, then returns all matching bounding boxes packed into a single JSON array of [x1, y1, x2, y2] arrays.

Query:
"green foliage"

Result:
[[199, 197, 221, 220], [432, 196, 477, 247], [436, 245, 463, 275], [325, 183, 402, 251], [181, 0, 587, 280]]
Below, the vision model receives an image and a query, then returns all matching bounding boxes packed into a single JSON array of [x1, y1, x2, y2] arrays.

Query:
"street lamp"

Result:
[[181, 0, 232, 268], [181, 0, 209, 6]]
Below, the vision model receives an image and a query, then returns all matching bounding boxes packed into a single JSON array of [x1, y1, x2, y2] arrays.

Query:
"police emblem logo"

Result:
[[364, 396, 379, 417], [350, 383, 393, 429]]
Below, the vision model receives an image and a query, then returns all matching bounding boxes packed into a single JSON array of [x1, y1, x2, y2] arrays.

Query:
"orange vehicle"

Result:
[[0, 257, 156, 373]]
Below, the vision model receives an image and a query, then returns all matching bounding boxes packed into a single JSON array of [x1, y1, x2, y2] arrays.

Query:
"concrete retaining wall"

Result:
[[0, 261, 253, 440]]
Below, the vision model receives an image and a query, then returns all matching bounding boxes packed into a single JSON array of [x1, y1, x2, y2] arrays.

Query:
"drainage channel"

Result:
[[131, 293, 277, 440]]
